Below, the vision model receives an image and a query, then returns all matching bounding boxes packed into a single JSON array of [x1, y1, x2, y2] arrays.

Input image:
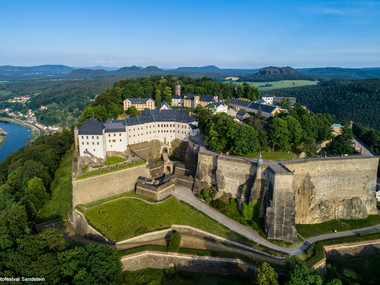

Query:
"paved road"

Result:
[[174, 185, 380, 256], [352, 137, 375, 157]]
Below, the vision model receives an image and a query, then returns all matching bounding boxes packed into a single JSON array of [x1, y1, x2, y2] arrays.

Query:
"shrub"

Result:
[[205, 196, 212, 203], [201, 187, 217, 204], [242, 200, 259, 221], [203, 188, 210, 199], [167, 232, 181, 252], [211, 199, 226, 209]]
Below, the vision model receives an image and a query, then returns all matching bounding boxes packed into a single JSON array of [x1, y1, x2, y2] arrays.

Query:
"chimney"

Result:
[[361, 147, 364, 154], [189, 111, 192, 116]]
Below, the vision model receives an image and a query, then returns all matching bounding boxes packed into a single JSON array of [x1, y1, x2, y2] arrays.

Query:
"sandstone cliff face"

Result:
[[285, 157, 378, 224]]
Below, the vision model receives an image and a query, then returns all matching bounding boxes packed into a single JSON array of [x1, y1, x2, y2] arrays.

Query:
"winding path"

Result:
[[173, 185, 380, 255]]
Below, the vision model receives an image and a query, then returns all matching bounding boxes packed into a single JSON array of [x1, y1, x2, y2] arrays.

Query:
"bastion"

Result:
[[187, 136, 379, 243]]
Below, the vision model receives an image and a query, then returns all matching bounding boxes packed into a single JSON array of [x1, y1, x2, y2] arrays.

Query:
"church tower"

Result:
[[175, 82, 181, 96]]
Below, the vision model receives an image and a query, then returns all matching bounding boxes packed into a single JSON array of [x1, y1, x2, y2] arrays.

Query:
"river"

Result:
[[0, 121, 32, 161]]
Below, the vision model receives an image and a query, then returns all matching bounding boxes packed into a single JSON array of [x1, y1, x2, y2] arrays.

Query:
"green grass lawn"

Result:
[[84, 196, 243, 242], [37, 150, 74, 222], [76, 160, 145, 180], [212, 199, 246, 225], [328, 253, 380, 284], [105, 156, 126, 165], [123, 268, 249, 285], [82, 190, 156, 208], [296, 214, 380, 239], [242, 80, 319, 91], [242, 150, 297, 161]]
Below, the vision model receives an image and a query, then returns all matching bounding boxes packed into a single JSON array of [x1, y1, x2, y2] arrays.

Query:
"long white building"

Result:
[[77, 109, 199, 159]]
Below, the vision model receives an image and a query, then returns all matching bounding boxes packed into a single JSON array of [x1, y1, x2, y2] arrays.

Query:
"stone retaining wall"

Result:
[[72, 163, 150, 207], [69, 209, 111, 243], [121, 251, 257, 278], [310, 239, 380, 273], [324, 239, 380, 260], [136, 180, 175, 200], [116, 225, 284, 261]]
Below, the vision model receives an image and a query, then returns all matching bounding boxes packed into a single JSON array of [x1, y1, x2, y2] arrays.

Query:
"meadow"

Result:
[[237, 80, 319, 91]]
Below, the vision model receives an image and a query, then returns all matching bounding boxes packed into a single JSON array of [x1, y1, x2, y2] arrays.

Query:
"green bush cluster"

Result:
[[167, 232, 181, 252], [198, 187, 217, 204]]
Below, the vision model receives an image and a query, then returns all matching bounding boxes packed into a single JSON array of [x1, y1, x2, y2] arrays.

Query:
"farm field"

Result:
[[232, 80, 319, 91]]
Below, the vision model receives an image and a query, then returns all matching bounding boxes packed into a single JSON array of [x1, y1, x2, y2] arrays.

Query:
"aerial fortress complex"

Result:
[[186, 138, 378, 242], [73, 106, 379, 243]]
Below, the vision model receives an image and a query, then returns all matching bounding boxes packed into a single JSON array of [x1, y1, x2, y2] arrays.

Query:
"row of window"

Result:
[[83, 142, 100, 145], [80, 125, 192, 140], [81, 135, 99, 139]]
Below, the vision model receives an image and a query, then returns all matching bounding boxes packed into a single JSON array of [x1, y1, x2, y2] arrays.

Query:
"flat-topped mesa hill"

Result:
[[239, 66, 317, 82]]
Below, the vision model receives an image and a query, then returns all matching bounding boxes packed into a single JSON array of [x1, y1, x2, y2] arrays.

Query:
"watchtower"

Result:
[[175, 82, 181, 96]]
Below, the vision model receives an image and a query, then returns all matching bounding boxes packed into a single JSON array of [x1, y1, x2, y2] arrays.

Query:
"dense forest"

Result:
[[0, 77, 124, 126], [196, 103, 334, 156], [353, 123, 380, 175], [264, 78, 380, 130], [299, 67, 380, 80], [0, 131, 122, 283], [81, 75, 260, 123]]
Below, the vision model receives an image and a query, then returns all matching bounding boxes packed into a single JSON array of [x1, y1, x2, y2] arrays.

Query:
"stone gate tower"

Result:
[[175, 82, 181, 96]]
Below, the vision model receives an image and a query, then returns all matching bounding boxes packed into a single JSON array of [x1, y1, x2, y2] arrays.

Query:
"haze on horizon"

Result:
[[1, 0, 380, 69]]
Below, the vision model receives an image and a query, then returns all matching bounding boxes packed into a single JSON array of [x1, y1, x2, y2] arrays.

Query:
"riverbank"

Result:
[[0, 117, 42, 136], [0, 129, 7, 149], [0, 121, 35, 161]]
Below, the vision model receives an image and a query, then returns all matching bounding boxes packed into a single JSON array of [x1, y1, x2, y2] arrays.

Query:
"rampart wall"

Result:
[[324, 239, 380, 260], [68, 209, 111, 243], [311, 239, 380, 273], [72, 163, 150, 207], [189, 139, 379, 242], [121, 251, 257, 278]]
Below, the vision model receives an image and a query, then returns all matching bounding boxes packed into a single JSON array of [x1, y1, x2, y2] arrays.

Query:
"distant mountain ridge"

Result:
[[299, 67, 380, 79], [1, 64, 380, 80], [0, 65, 75, 76], [175, 65, 260, 76]]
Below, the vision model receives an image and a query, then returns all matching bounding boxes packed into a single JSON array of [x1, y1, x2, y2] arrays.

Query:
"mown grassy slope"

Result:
[[84, 196, 242, 242]]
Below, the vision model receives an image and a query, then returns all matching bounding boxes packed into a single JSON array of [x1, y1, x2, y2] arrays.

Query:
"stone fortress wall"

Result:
[[186, 137, 379, 242], [72, 163, 151, 207], [121, 251, 257, 278]]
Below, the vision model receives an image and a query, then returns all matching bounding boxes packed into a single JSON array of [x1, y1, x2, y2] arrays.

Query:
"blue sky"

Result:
[[1, 0, 380, 68]]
